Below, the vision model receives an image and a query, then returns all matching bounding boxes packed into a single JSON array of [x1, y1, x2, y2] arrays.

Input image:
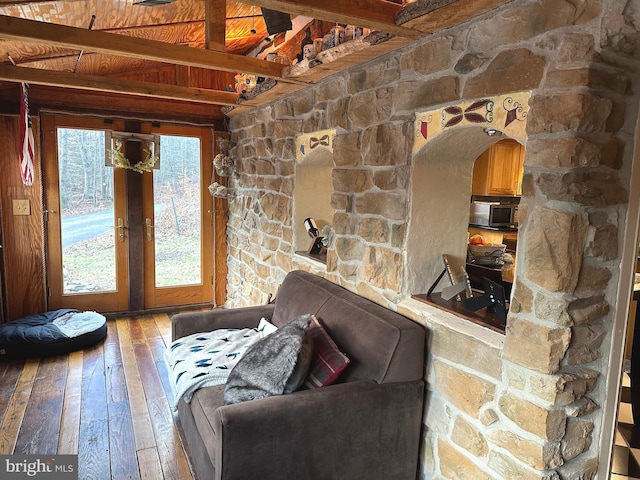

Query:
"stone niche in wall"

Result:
[[294, 129, 337, 259], [406, 92, 530, 298]]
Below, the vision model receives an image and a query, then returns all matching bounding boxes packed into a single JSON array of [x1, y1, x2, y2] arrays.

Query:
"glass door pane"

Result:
[[57, 128, 117, 294], [153, 135, 202, 287]]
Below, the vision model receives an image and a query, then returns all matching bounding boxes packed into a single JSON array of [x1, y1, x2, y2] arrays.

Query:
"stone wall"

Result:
[[226, 0, 640, 478]]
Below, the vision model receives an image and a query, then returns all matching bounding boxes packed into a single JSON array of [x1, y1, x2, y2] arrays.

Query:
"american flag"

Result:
[[19, 82, 34, 186]]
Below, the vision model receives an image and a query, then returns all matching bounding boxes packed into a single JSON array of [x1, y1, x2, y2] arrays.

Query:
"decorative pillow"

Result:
[[304, 316, 350, 389], [223, 314, 313, 405]]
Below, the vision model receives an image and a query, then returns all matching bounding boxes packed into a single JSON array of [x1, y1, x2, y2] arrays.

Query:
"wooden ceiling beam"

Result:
[[206, 0, 227, 52], [0, 64, 257, 106], [239, 0, 422, 38], [0, 0, 85, 5], [0, 15, 308, 84], [26, 86, 228, 126]]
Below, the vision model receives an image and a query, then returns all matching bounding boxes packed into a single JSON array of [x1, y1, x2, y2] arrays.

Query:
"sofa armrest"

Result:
[[213, 379, 424, 480], [171, 304, 276, 341]]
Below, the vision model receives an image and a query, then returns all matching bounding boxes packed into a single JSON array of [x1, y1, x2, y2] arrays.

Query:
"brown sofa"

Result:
[[170, 270, 426, 480]]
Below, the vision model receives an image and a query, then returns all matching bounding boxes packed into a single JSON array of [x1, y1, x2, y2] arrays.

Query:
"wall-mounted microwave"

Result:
[[469, 198, 519, 228]]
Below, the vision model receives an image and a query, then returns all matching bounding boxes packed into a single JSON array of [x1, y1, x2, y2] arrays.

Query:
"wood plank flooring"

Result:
[[0, 314, 195, 480]]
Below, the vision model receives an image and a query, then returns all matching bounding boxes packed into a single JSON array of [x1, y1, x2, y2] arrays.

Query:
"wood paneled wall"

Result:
[[0, 89, 227, 320], [0, 84, 228, 129], [0, 115, 46, 321]]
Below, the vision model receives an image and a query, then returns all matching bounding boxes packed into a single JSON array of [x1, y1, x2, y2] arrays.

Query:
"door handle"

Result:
[[146, 217, 154, 241], [117, 218, 125, 242]]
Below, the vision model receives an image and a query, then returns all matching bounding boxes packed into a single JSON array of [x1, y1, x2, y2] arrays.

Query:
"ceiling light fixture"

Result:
[[483, 127, 502, 137]]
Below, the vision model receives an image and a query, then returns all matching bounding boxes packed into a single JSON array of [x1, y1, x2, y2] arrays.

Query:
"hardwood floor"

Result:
[[0, 314, 195, 480]]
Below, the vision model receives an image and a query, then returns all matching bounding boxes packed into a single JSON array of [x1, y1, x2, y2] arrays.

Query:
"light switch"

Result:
[[12, 199, 30, 216]]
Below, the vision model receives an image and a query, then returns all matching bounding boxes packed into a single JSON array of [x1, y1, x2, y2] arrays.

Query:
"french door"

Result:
[[43, 115, 215, 313], [140, 123, 213, 309]]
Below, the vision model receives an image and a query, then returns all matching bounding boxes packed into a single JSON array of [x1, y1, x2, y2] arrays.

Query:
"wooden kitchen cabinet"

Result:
[[472, 139, 525, 196]]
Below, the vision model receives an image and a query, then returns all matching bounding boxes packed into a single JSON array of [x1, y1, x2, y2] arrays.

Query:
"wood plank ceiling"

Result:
[[0, 0, 271, 71], [0, 0, 508, 122]]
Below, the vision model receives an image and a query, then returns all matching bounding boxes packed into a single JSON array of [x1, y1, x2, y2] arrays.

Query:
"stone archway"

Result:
[[402, 90, 611, 478], [405, 91, 531, 297], [413, 92, 530, 152], [294, 129, 337, 252]]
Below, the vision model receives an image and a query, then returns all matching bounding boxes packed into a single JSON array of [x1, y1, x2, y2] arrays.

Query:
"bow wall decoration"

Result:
[[296, 129, 337, 161]]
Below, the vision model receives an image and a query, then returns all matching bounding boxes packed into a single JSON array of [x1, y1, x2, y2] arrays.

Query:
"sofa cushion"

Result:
[[304, 316, 349, 389], [271, 270, 425, 384], [223, 314, 313, 405]]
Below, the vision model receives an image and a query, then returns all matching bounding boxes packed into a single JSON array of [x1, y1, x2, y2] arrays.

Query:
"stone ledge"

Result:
[[292, 252, 328, 273], [398, 296, 505, 349]]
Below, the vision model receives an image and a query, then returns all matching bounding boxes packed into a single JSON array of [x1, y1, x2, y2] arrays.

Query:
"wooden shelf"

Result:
[[294, 250, 327, 264], [226, 35, 413, 116], [412, 293, 506, 334], [398, 0, 510, 33], [222, 0, 515, 116], [468, 224, 518, 232]]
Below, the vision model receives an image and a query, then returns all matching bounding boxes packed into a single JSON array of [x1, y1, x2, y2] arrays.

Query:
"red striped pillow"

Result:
[[304, 316, 349, 389]]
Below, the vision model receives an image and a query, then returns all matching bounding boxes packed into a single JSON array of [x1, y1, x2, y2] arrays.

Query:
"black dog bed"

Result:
[[0, 309, 107, 359]]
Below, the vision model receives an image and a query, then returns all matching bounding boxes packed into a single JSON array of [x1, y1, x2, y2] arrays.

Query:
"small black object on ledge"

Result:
[[308, 236, 325, 255], [413, 265, 508, 333], [463, 277, 508, 328]]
